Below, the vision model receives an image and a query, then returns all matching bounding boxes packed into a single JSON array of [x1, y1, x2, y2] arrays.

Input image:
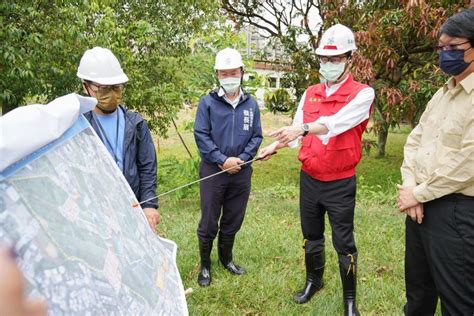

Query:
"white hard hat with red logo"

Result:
[[214, 48, 244, 70], [315, 24, 357, 56], [77, 47, 128, 85]]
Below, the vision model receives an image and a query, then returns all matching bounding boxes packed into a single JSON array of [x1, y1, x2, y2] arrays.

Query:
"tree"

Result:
[[327, 0, 464, 156], [1, 0, 219, 136], [222, 0, 323, 103], [221, 0, 467, 156]]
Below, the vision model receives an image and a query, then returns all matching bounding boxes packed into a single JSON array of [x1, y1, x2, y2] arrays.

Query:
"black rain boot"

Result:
[[218, 234, 245, 275], [197, 239, 212, 287], [339, 253, 360, 316], [293, 239, 325, 304]]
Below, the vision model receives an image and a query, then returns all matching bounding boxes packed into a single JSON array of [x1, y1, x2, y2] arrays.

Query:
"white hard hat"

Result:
[[77, 47, 128, 85], [214, 48, 244, 70], [315, 24, 357, 56]]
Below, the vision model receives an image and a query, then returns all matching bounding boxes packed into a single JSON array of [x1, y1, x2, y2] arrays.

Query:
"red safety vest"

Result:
[[298, 75, 371, 181]]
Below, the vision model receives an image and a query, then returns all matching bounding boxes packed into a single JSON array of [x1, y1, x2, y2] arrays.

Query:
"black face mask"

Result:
[[438, 49, 472, 76]]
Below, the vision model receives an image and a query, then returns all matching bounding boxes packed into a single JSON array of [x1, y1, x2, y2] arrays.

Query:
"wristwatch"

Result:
[[301, 123, 310, 136]]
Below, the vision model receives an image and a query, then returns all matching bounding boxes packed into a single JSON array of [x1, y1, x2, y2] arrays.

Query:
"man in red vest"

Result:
[[259, 24, 374, 315]]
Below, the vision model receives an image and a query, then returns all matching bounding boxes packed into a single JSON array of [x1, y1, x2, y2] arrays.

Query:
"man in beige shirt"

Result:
[[397, 8, 474, 316]]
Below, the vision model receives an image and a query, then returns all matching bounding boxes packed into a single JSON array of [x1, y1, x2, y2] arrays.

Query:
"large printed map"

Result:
[[0, 116, 187, 315]]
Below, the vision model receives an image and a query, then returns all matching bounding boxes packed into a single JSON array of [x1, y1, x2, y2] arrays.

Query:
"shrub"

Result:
[[158, 155, 200, 201], [264, 88, 293, 114]]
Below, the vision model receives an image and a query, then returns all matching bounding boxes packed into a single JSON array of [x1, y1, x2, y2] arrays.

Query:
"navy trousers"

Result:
[[197, 162, 252, 241], [404, 194, 474, 316]]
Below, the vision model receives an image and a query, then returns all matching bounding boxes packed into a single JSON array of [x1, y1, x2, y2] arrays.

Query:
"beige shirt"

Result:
[[401, 72, 474, 203]]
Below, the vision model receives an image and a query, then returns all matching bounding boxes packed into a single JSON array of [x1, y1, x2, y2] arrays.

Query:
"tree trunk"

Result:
[[171, 117, 193, 159], [377, 124, 389, 157]]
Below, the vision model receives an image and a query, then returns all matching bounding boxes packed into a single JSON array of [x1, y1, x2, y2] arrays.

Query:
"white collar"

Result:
[[217, 87, 243, 108], [325, 75, 350, 96]]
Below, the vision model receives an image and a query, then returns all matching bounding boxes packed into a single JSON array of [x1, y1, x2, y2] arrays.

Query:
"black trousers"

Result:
[[404, 194, 474, 316], [197, 162, 252, 241], [299, 170, 357, 264]]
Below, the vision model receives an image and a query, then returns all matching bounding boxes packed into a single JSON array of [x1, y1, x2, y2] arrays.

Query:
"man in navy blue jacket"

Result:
[[77, 47, 160, 232], [194, 48, 263, 287]]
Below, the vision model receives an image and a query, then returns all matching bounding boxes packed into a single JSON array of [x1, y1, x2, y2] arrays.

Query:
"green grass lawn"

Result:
[[155, 110, 430, 315]]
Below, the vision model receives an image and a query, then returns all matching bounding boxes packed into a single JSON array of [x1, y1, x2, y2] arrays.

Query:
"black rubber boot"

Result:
[[197, 239, 212, 287], [339, 253, 360, 316], [293, 239, 325, 304], [218, 234, 245, 275]]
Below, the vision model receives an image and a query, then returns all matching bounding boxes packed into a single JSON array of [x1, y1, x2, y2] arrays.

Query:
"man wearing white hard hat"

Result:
[[77, 47, 160, 232], [193, 48, 263, 287], [259, 24, 374, 314]]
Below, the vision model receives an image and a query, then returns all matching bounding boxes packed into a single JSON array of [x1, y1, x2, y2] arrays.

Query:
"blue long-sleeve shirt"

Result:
[[85, 106, 158, 209]]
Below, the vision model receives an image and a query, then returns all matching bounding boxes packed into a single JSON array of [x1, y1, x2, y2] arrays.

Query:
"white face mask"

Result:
[[319, 62, 346, 82], [219, 77, 241, 95]]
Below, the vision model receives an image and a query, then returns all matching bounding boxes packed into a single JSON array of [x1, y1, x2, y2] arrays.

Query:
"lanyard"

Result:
[[92, 111, 121, 166]]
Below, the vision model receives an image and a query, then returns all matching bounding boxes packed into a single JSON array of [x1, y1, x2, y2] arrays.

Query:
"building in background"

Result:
[[240, 24, 292, 107]]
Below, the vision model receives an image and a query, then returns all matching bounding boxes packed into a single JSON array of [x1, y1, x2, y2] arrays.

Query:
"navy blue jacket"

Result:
[[194, 90, 263, 166], [84, 105, 158, 209]]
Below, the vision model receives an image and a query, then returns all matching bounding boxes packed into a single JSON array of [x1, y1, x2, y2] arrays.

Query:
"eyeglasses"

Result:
[[318, 55, 348, 64], [88, 83, 125, 93], [436, 40, 471, 53]]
